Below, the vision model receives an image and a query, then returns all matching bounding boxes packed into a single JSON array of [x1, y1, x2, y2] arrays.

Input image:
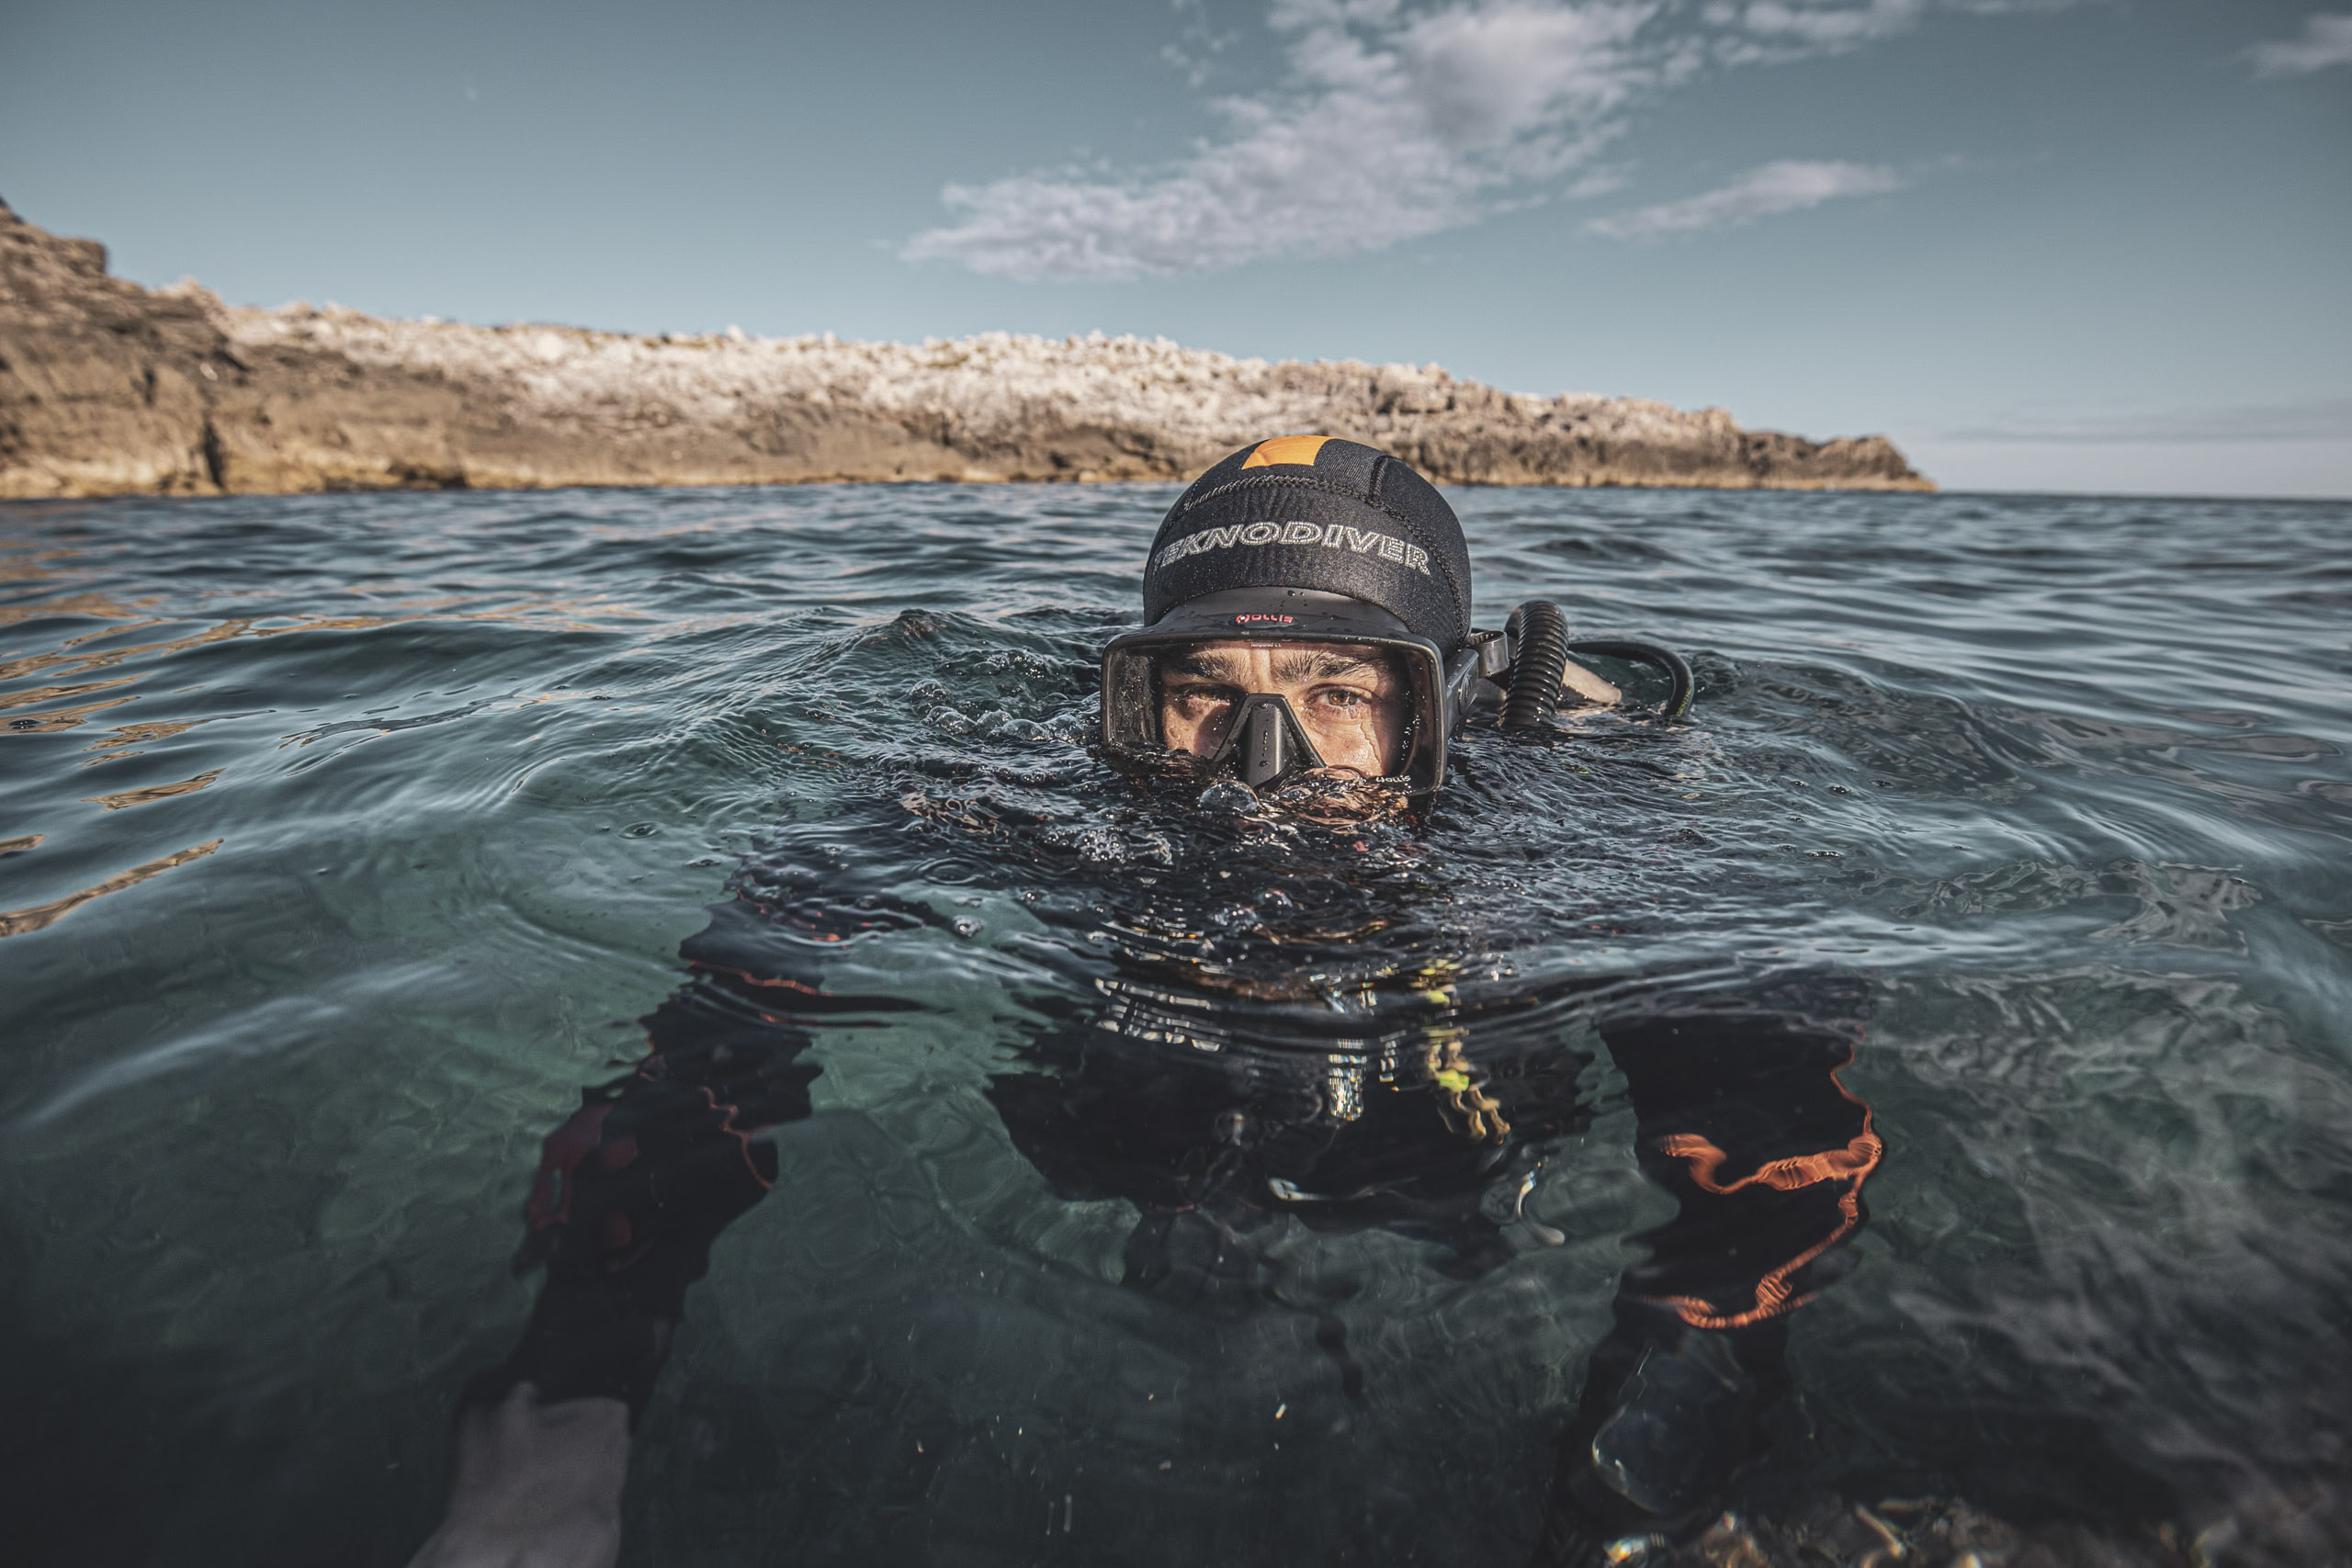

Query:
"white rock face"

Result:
[[219, 306, 1927, 491], [2, 198, 1929, 497]]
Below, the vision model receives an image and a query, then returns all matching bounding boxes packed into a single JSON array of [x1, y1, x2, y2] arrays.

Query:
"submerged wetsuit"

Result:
[[464, 840, 1882, 1551]]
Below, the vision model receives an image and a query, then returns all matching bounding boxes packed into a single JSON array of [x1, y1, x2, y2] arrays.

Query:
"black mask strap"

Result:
[[1208, 694, 1327, 788]]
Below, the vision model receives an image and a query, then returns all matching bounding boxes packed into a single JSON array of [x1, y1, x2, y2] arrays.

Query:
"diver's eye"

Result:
[[1313, 687, 1372, 712]]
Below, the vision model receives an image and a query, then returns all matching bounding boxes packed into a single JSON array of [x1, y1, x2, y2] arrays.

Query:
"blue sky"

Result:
[[4, 0, 2346, 496]]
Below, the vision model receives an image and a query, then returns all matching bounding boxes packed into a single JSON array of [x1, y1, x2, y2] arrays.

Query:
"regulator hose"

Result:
[[1499, 600, 1571, 729], [1565, 638, 1696, 722], [1499, 599, 1697, 724]]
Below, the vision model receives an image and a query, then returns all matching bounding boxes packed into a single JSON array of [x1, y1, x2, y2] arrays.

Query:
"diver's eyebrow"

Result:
[[1165, 649, 1247, 681], [1270, 649, 1379, 682]]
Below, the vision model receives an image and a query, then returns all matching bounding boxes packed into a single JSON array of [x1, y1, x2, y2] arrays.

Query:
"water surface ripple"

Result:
[[2, 486, 2347, 1565]]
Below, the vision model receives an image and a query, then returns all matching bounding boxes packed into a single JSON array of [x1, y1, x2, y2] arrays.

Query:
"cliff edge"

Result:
[[0, 201, 1932, 499]]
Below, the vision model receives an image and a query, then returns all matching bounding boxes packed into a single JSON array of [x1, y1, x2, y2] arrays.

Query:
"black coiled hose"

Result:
[[1500, 600, 1571, 729], [1499, 600, 1696, 725]]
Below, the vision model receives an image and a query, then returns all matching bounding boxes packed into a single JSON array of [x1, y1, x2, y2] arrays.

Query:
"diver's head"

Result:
[[1101, 435, 1479, 799]]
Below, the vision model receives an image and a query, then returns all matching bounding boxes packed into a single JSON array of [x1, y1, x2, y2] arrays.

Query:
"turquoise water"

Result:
[[2, 485, 2348, 1565]]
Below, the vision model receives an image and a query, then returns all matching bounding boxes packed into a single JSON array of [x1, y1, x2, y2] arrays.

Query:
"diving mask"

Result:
[[1101, 588, 1484, 797]]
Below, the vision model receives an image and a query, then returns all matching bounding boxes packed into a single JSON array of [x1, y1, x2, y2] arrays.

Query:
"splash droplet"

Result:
[[1197, 781, 1259, 813]]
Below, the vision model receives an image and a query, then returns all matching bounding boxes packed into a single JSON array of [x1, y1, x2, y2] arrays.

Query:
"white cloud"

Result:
[[2246, 12, 2352, 77], [898, 0, 1656, 278], [904, 0, 1659, 280], [1163, 0, 1243, 88], [1585, 158, 1902, 237], [902, 1, 2038, 280], [1733, 0, 1925, 46]]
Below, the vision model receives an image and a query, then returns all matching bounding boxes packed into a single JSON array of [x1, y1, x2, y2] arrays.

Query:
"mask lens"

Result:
[[1178, 690, 1239, 754], [1101, 630, 1453, 794], [1100, 647, 1159, 753]]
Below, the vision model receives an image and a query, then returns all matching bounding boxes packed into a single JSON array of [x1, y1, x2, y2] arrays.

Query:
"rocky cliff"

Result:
[[0, 201, 1931, 499]]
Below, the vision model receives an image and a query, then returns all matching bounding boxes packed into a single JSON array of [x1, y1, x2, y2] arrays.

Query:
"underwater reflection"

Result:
[[415, 780, 1882, 1564]]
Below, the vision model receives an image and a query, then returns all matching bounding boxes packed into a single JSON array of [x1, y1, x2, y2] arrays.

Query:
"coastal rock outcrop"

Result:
[[0, 201, 1931, 499]]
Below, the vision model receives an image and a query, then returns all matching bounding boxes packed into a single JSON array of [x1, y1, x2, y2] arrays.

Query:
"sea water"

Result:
[[1, 485, 2346, 1566]]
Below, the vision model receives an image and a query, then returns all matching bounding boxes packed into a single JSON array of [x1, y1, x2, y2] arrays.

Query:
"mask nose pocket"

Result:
[[1216, 694, 1326, 787]]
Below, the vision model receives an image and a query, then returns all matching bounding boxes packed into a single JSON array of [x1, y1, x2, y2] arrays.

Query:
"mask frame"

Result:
[[1207, 693, 1326, 788], [1100, 589, 1483, 798]]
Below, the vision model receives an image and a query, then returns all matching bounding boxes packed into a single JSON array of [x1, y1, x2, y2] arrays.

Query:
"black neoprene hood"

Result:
[[1141, 436, 1475, 652]]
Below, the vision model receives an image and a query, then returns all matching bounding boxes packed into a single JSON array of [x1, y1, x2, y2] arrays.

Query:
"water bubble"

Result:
[[624, 823, 659, 838], [999, 718, 1049, 743], [910, 680, 947, 704], [1072, 826, 1125, 862], [1197, 781, 1260, 813], [952, 917, 981, 938], [927, 706, 972, 735]]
